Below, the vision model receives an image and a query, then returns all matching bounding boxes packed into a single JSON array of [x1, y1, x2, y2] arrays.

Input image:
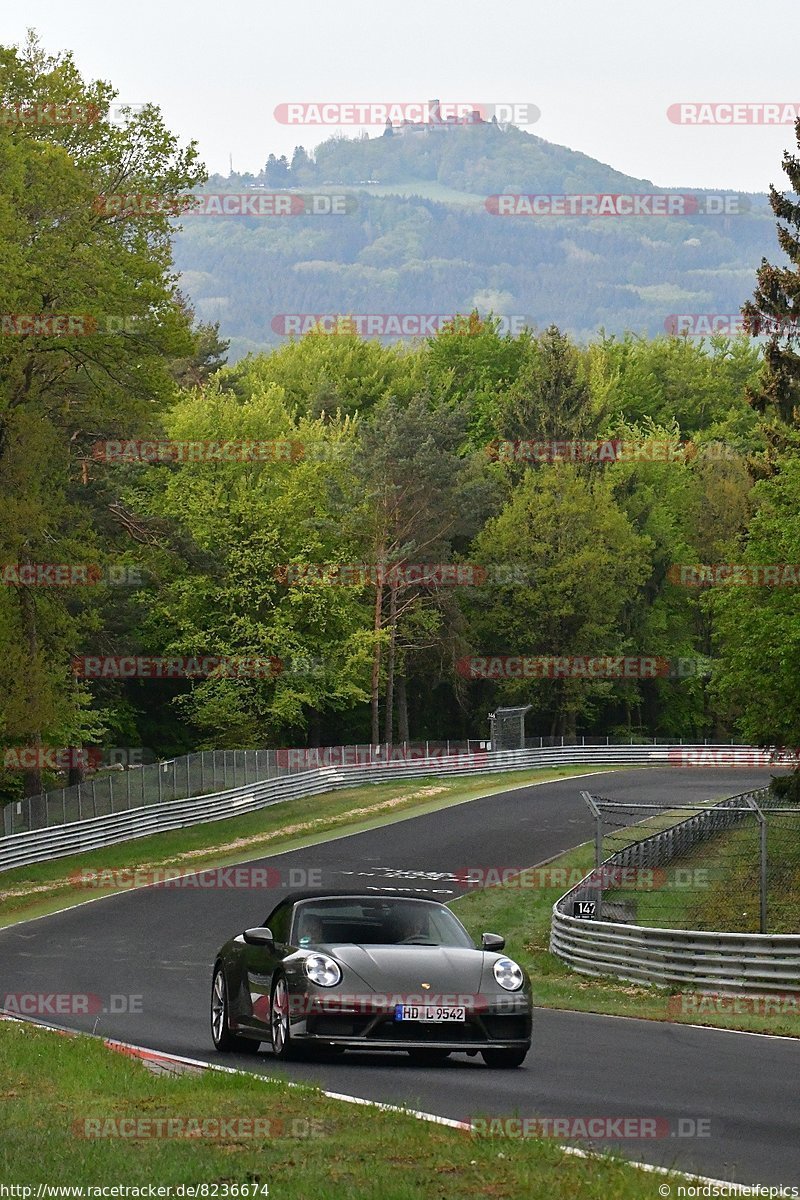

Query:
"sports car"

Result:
[[211, 890, 532, 1067]]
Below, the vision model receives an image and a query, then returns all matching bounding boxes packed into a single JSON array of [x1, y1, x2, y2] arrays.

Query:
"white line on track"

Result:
[[0, 1011, 768, 1193], [0, 767, 634, 933]]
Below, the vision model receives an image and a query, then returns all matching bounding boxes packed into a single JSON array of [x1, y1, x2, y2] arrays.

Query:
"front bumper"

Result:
[[289, 994, 532, 1050]]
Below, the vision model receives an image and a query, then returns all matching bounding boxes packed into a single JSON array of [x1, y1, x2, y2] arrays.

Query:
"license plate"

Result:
[[395, 1005, 466, 1022]]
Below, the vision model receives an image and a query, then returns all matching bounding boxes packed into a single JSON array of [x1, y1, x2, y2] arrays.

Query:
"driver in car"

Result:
[[297, 912, 324, 947]]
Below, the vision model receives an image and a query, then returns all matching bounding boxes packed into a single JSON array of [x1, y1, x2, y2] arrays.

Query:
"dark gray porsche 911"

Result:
[[211, 890, 532, 1067]]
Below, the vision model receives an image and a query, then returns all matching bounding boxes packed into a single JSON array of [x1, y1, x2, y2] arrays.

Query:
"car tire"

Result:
[[211, 965, 261, 1054], [406, 1049, 451, 1065], [481, 1046, 529, 1068], [270, 974, 301, 1061]]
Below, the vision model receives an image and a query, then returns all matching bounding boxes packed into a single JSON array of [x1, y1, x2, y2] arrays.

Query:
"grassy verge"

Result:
[[0, 766, 621, 929], [454, 841, 800, 1038], [0, 1019, 685, 1197]]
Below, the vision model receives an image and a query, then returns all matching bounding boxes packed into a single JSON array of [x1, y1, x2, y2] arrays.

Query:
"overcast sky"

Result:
[[4, 0, 798, 192]]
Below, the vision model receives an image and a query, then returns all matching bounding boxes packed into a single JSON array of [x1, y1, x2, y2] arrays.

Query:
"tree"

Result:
[[495, 325, 602, 450], [710, 458, 800, 749], [0, 34, 203, 798], [464, 466, 651, 738], [742, 117, 800, 428], [125, 381, 373, 746], [352, 395, 481, 743], [265, 154, 289, 186]]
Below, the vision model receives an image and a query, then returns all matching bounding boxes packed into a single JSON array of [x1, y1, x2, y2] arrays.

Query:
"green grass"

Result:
[[454, 842, 800, 1038], [0, 766, 622, 929], [0, 1020, 690, 1197], [592, 794, 800, 934], [614, 817, 800, 934]]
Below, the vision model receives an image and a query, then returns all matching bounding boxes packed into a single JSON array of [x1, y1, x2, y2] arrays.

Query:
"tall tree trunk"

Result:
[[370, 581, 383, 745], [383, 582, 398, 746], [396, 670, 409, 743]]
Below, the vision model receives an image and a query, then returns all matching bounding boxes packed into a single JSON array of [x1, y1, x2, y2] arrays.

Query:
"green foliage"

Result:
[[710, 457, 800, 745]]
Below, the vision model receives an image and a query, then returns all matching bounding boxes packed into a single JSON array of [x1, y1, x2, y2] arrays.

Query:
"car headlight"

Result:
[[304, 953, 342, 987], [493, 957, 524, 991]]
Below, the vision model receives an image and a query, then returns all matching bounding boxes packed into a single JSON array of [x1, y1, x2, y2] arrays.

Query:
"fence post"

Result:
[[745, 795, 768, 934], [581, 791, 604, 916]]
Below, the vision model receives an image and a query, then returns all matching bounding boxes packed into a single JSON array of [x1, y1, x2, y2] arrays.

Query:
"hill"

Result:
[[172, 125, 774, 360]]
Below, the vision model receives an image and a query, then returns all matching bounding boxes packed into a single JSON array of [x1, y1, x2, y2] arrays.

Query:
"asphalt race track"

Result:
[[2, 767, 798, 1186]]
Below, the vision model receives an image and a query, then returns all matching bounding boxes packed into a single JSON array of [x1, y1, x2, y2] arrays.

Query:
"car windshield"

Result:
[[291, 899, 474, 949]]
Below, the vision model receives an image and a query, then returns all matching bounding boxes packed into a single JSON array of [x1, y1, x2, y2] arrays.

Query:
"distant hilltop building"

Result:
[[385, 98, 499, 137]]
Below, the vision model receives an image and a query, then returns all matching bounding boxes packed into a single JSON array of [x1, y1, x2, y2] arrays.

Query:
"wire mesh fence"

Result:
[[1, 741, 488, 836], [581, 787, 800, 934]]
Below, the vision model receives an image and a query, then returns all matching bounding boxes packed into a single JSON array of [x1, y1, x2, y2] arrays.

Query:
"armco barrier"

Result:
[[550, 786, 800, 992], [0, 743, 775, 874]]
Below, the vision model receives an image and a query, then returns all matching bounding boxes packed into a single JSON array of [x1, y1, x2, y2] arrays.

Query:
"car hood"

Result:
[[327, 944, 485, 992]]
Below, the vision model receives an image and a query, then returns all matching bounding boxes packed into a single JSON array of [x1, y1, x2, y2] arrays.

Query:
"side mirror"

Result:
[[243, 926, 274, 947], [481, 932, 505, 951]]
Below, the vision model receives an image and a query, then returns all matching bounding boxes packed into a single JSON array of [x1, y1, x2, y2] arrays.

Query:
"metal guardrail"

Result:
[[0, 742, 774, 874], [3, 736, 757, 837], [550, 787, 800, 992], [3, 742, 491, 836]]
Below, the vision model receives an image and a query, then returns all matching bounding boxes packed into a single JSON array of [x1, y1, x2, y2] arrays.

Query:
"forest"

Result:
[[1, 38, 800, 804]]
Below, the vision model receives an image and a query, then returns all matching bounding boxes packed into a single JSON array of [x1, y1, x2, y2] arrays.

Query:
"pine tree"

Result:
[[742, 118, 800, 427]]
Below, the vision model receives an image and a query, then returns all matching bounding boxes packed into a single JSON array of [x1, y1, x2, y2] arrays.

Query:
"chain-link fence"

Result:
[[1, 741, 488, 836], [524, 736, 751, 748], [580, 787, 800, 934]]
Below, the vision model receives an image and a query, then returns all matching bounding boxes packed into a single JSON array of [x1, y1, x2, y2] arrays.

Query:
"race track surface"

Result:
[[2, 767, 798, 1186]]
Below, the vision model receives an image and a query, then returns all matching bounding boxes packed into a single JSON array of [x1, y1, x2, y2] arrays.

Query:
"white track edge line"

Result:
[[0, 1010, 769, 1192]]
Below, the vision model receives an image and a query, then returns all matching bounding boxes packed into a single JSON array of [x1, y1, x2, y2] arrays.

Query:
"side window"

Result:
[[266, 903, 291, 945]]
